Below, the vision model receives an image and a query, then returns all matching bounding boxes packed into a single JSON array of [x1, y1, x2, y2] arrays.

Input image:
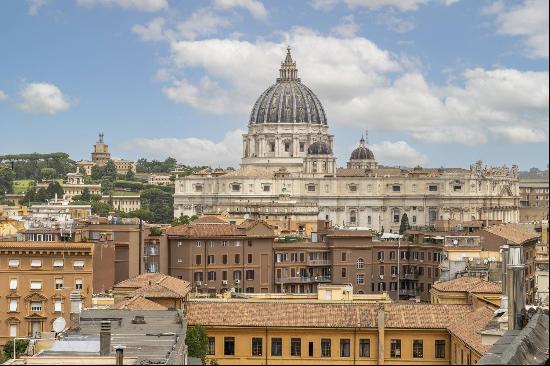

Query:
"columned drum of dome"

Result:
[[242, 48, 334, 172]]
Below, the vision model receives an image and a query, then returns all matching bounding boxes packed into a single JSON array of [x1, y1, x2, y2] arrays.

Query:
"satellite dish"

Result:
[[52, 317, 66, 333], [453, 239, 458, 245]]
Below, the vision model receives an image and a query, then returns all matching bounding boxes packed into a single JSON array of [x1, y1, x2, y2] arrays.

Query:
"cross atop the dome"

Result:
[[278, 46, 300, 82]]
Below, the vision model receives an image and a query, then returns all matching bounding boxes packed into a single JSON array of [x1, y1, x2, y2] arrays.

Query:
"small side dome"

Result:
[[308, 141, 332, 155], [350, 136, 374, 160]]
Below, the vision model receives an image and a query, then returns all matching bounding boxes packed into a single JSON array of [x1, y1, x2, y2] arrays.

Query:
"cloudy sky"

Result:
[[0, 0, 548, 169]]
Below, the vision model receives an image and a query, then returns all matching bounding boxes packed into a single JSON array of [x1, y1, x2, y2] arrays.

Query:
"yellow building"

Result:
[[0, 241, 94, 345], [430, 277, 501, 308], [0, 217, 25, 240], [185, 300, 490, 365]]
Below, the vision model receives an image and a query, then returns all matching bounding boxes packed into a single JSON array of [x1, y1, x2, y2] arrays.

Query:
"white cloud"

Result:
[[310, 0, 457, 12], [490, 126, 549, 144], [485, 0, 549, 58], [76, 0, 168, 12], [330, 15, 359, 38], [175, 8, 231, 40], [27, 0, 46, 15], [17, 83, 74, 115], [371, 140, 428, 166], [213, 0, 268, 20], [132, 17, 166, 41], [376, 13, 416, 33], [0, 90, 8, 101], [121, 129, 245, 166]]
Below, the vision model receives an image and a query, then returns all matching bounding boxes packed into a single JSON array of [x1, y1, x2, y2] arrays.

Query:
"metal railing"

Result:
[[306, 259, 331, 266], [275, 275, 331, 284]]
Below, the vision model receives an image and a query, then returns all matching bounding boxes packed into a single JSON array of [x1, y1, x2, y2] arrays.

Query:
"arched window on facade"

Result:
[[312, 161, 317, 173], [356, 258, 365, 269], [350, 210, 357, 224]]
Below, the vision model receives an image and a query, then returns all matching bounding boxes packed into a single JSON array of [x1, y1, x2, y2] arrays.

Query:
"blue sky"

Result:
[[0, 0, 548, 169]]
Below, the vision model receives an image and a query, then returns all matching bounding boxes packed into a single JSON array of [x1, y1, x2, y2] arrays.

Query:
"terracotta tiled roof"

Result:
[[484, 224, 539, 245], [185, 302, 471, 329], [166, 223, 243, 237], [114, 273, 191, 298], [447, 306, 495, 355], [0, 241, 93, 250], [112, 295, 168, 310], [432, 277, 501, 294], [194, 216, 227, 224]]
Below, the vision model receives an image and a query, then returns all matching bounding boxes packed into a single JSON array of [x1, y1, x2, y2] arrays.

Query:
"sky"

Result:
[[0, 0, 548, 170]]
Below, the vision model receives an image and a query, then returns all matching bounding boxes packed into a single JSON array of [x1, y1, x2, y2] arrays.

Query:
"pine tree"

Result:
[[399, 213, 411, 234]]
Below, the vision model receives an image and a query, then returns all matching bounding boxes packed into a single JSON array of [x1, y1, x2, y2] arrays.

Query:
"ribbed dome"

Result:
[[308, 141, 332, 155], [350, 137, 375, 160], [249, 48, 327, 125]]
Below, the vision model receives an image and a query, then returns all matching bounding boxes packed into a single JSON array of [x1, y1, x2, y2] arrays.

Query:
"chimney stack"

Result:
[[500, 245, 509, 311], [377, 304, 385, 365], [507, 245, 525, 330], [100, 321, 111, 357], [115, 346, 124, 365]]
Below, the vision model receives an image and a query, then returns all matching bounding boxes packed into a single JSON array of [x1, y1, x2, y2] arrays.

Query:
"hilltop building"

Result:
[[78, 133, 136, 176]]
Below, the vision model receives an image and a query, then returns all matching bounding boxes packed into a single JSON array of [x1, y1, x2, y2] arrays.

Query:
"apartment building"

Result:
[[519, 178, 549, 222], [166, 219, 276, 294], [0, 241, 93, 345], [185, 300, 494, 365], [106, 194, 141, 213]]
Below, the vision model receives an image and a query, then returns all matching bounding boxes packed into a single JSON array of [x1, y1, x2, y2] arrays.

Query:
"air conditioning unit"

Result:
[[235, 279, 240, 284], [222, 280, 228, 285], [379, 275, 384, 280], [195, 281, 202, 287]]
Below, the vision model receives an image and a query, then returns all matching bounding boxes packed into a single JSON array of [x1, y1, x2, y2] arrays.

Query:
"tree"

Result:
[[185, 325, 209, 365], [80, 187, 91, 202], [149, 226, 162, 236], [35, 187, 48, 202], [140, 188, 174, 224], [40, 167, 56, 180], [399, 213, 411, 235], [126, 209, 153, 222], [91, 201, 114, 216], [46, 181, 64, 199], [125, 169, 135, 180], [3, 339, 29, 359], [0, 166, 15, 195], [103, 160, 118, 181]]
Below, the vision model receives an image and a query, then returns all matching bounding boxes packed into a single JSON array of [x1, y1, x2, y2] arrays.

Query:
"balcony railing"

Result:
[[306, 259, 331, 266], [275, 275, 331, 284], [400, 273, 419, 280], [399, 289, 418, 297]]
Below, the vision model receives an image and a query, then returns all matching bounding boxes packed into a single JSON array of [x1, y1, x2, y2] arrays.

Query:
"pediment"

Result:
[[24, 293, 48, 302], [5, 317, 21, 324], [25, 313, 47, 319]]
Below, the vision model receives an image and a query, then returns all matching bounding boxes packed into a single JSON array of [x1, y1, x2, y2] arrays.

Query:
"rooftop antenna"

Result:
[[365, 130, 369, 145]]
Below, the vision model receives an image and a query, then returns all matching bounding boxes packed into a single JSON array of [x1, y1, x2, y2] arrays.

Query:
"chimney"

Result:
[[69, 291, 82, 329], [499, 245, 509, 312], [377, 304, 385, 365], [115, 346, 124, 365], [100, 321, 111, 357], [507, 245, 525, 330]]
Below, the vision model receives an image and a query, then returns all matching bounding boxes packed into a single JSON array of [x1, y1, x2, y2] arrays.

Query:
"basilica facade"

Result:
[[173, 49, 520, 232]]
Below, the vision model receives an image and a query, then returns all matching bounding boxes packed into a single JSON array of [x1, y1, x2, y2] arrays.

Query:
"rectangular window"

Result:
[[207, 337, 215, 355], [246, 270, 255, 280], [263, 184, 271, 192], [307, 184, 316, 192], [356, 274, 365, 285], [340, 339, 350, 357], [54, 299, 62, 312], [208, 255, 215, 265], [299, 142, 305, 152], [30, 281, 42, 290], [222, 254, 228, 264], [53, 259, 64, 268], [235, 254, 241, 264], [8, 259, 20, 268], [284, 142, 290, 152], [75, 279, 83, 290], [195, 255, 201, 265], [222, 271, 228, 281], [196, 241, 202, 247], [73, 260, 85, 268], [10, 278, 18, 290], [31, 259, 42, 267], [194, 272, 203, 282], [392, 185, 401, 192], [413, 215, 417, 223], [321, 339, 331, 357], [435, 340, 445, 359], [248, 254, 253, 264], [429, 185, 438, 192], [55, 278, 63, 290], [413, 340, 423, 358], [9, 299, 17, 312], [233, 271, 241, 281], [341, 268, 347, 278], [453, 185, 462, 191], [271, 338, 282, 356], [231, 184, 241, 192], [308, 342, 314, 357], [208, 271, 216, 281], [224, 337, 235, 356], [252, 337, 262, 356], [390, 339, 401, 358], [389, 251, 396, 260], [359, 339, 370, 357], [291, 338, 301, 357], [379, 266, 385, 276], [341, 252, 347, 261], [31, 301, 42, 311], [377, 251, 384, 261], [9, 324, 17, 337]]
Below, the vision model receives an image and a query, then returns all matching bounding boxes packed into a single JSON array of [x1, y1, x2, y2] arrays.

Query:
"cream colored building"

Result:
[[174, 48, 520, 233], [78, 133, 136, 176], [106, 194, 141, 213], [36, 170, 101, 201], [148, 174, 173, 186]]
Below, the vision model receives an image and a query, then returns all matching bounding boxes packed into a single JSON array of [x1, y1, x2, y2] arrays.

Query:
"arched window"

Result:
[[350, 210, 357, 224], [356, 258, 365, 269], [322, 161, 327, 172]]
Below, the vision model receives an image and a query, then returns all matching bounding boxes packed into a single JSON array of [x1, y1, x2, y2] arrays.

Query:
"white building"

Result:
[[173, 48, 521, 232]]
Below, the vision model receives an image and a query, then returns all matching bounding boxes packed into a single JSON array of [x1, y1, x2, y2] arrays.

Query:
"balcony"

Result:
[[399, 289, 418, 297], [400, 273, 419, 280], [275, 275, 331, 284], [306, 259, 331, 266]]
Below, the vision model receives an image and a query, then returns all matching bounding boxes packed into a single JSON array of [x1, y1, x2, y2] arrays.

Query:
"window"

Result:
[[307, 184, 316, 192], [194, 272, 203, 282], [54, 299, 62, 312], [208, 255, 215, 265], [349, 185, 357, 192], [55, 278, 63, 290], [413, 215, 417, 223], [379, 266, 385, 276], [359, 339, 370, 357], [392, 185, 401, 192], [271, 338, 282, 356], [234, 254, 240, 264], [453, 185, 462, 192], [341, 252, 347, 261], [224, 337, 235, 356], [429, 185, 438, 192], [208, 271, 216, 281], [252, 337, 262, 356], [222, 271, 228, 281], [31, 259, 42, 268], [246, 270, 255, 280], [284, 142, 290, 152], [356, 258, 365, 269], [8, 259, 20, 268], [393, 211, 400, 223], [377, 251, 384, 261], [435, 340, 445, 358], [378, 282, 386, 291], [231, 184, 241, 192], [291, 338, 301, 356], [340, 339, 350, 357], [233, 271, 242, 281], [263, 184, 270, 192], [30, 281, 42, 290], [9, 299, 17, 312], [196, 241, 202, 247], [10, 278, 18, 290], [31, 301, 42, 312], [248, 254, 253, 264], [221, 254, 228, 264], [75, 279, 83, 290], [390, 339, 401, 358], [356, 274, 365, 285], [53, 259, 64, 268], [413, 340, 423, 358], [73, 260, 84, 268], [341, 268, 347, 278], [350, 210, 357, 223], [321, 339, 331, 357], [9, 324, 17, 337], [222, 241, 228, 247], [196, 255, 201, 265], [270, 142, 275, 152], [299, 142, 305, 152], [308, 342, 314, 357], [195, 185, 203, 192], [207, 337, 215, 355]]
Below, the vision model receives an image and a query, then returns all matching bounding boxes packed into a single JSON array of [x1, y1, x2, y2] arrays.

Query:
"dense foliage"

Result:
[[0, 153, 75, 180], [3, 339, 30, 359], [20, 182, 64, 204], [399, 213, 411, 234], [185, 326, 209, 365], [136, 157, 178, 173], [172, 214, 199, 226], [140, 188, 174, 224], [0, 165, 15, 195]]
